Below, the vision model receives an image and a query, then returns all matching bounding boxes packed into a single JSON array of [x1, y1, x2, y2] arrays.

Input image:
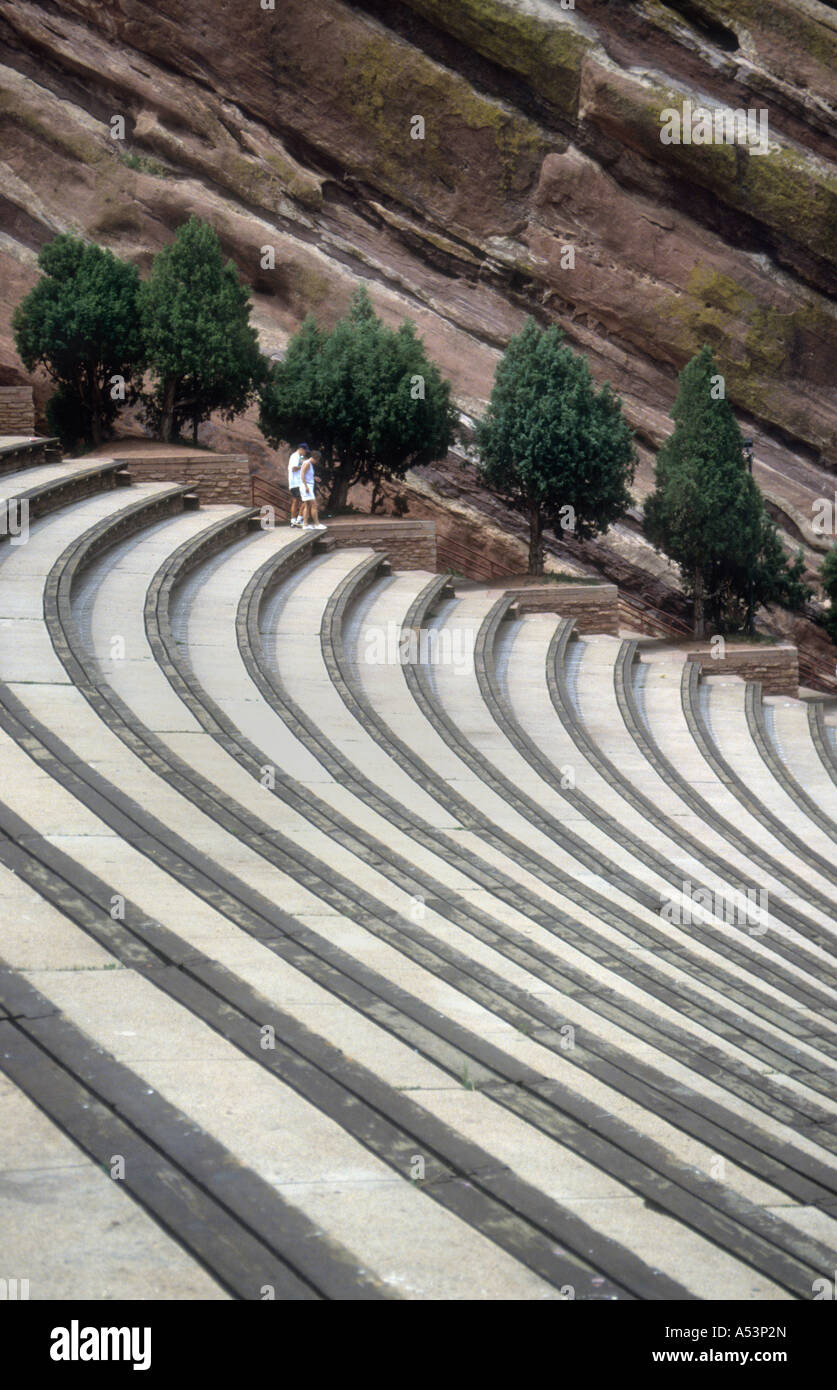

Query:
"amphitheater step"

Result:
[[492, 611, 837, 1061], [767, 696, 837, 829], [0, 1036, 227, 1300], [683, 667, 837, 881], [1, 479, 835, 1300], [699, 675, 837, 861], [0, 496, 681, 1297], [573, 636, 837, 951], [0, 435, 62, 475], [75, 515, 837, 1296]]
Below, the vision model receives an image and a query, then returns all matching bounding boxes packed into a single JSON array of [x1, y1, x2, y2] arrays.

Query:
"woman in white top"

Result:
[[300, 451, 326, 530]]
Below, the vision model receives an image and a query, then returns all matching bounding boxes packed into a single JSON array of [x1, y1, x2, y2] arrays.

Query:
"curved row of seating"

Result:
[[807, 702, 837, 789], [1, 446, 835, 1300]]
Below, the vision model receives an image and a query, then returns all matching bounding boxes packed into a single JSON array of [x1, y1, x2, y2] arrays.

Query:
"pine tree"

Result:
[[12, 234, 143, 448], [139, 217, 265, 443], [259, 287, 456, 511], [476, 319, 635, 575], [644, 345, 807, 636]]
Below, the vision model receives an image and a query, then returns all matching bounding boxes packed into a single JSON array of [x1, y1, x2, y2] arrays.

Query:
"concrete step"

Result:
[[495, 611, 837, 1062], [89, 518, 837, 1296], [767, 697, 837, 828], [39, 505, 834, 1295], [0, 1046, 227, 1301], [0, 457, 131, 546], [0, 436, 62, 474], [0, 498, 685, 1298], [701, 676, 837, 865], [1, 483, 835, 1300], [573, 636, 837, 950], [350, 576, 837, 1016], [0, 458, 116, 502]]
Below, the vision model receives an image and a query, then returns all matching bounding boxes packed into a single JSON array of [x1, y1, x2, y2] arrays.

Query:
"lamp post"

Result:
[[743, 436, 755, 635]]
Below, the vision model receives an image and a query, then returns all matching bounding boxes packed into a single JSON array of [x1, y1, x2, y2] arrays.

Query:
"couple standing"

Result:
[[288, 444, 326, 530]]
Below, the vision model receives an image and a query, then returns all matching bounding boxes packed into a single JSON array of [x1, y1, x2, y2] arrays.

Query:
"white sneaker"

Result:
[[314, 523, 327, 530], [303, 523, 316, 530]]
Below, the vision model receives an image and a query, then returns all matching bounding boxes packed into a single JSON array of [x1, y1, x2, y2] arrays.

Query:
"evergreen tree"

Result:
[[822, 545, 837, 644], [259, 287, 455, 511], [12, 234, 143, 448], [712, 516, 811, 632], [45, 386, 98, 453], [644, 345, 808, 635], [476, 319, 635, 574], [139, 217, 265, 443]]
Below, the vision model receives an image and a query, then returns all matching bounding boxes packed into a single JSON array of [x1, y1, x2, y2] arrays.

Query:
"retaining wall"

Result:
[[508, 583, 620, 635], [114, 453, 251, 504], [0, 386, 36, 435], [325, 518, 437, 571], [688, 645, 799, 696]]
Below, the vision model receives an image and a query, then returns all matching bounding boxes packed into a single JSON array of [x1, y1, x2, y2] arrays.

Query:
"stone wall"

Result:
[[347, 473, 526, 579], [114, 453, 251, 504], [396, 490, 524, 579], [0, 386, 35, 435], [688, 645, 799, 697], [325, 518, 437, 571], [508, 583, 619, 635]]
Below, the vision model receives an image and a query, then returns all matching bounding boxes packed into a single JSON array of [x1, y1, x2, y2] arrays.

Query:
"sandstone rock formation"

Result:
[[1, 0, 835, 679]]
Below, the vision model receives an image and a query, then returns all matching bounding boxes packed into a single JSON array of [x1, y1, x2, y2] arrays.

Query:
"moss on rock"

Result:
[[739, 146, 837, 267], [341, 30, 553, 201], [659, 260, 837, 421], [586, 67, 837, 269], [399, 0, 593, 117], [0, 86, 107, 167], [88, 199, 144, 236], [261, 151, 323, 209]]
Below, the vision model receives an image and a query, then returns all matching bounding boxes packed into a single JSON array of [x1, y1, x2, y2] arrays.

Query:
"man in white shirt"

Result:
[[287, 442, 307, 526]]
